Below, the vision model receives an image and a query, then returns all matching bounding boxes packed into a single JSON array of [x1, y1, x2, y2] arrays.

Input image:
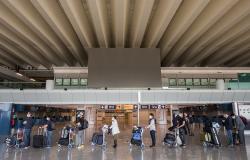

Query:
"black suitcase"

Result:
[[58, 138, 69, 146], [210, 127, 220, 146], [164, 133, 176, 145], [33, 128, 46, 148], [92, 133, 103, 145]]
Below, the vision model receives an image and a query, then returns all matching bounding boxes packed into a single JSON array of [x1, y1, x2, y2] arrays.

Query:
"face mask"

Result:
[[112, 118, 115, 121], [47, 118, 50, 121], [149, 116, 153, 119]]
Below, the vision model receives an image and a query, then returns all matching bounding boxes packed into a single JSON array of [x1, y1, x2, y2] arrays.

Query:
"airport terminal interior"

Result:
[[1, 0, 250, 160]]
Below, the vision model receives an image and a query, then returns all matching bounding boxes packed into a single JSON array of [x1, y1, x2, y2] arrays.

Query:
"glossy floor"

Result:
[[1, 125, 250, 160]]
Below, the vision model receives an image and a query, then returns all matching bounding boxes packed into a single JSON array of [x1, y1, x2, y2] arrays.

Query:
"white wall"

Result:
[[0, 89, 250, 104]]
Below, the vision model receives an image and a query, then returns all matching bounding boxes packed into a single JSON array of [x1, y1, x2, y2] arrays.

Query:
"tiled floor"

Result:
[[1, 125, 250, 160]]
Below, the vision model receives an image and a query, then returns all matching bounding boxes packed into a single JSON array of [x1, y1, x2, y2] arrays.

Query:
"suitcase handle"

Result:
[[38, 127, 44, 135]]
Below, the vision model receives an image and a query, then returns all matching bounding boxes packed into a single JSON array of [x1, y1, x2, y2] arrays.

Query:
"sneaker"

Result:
[[24, 146, 30, 149], [180, 144, 186, 148]]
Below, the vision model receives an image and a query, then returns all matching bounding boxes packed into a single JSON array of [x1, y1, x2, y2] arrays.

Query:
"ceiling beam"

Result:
[[226, 51, 250, 67], [0, 39, 39, 68], [159, 0, 209, 61], [0, 2, 63, 67], [31, 0, 87, 66], [86, 0, 111, 48], [0, 25, 51, 69], [111, 0, 130, 48], [204, 29, 250, 66], [3, 0, 74, 66], [183, 0, 250, 65], [59, 0, 98, 48], [186, 15, 250, 67], [213, 42, 250, 66], [0, 48, 25, 68], [142, 0, 182, 48], [163, 0, 238, 66], [128, 0, 155, 47], [0, 57, 15, 69]]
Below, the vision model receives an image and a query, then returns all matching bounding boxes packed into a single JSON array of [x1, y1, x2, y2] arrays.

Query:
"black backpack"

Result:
[[83, 119, 89, 129]]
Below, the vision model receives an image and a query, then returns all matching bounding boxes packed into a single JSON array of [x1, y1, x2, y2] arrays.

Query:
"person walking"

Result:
[[223, 113, 234, 147], [146, 113, 156, 147], [110, 116, 120, 148], [23, 112, 34, 149], [232, 114, 245, 145], [177, 113, 186, 148], [43, 117, 54, 148]]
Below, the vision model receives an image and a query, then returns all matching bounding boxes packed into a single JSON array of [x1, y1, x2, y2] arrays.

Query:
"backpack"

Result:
[[240, 116, 248, 126], [83, 119, 89, 129]]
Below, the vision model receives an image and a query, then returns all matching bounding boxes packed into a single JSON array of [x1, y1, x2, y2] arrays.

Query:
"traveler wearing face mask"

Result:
[[109, 116, 120, 148], [43, 117, 54, 148], [146, 113, 156, 147], [23, 112, 34, 149]]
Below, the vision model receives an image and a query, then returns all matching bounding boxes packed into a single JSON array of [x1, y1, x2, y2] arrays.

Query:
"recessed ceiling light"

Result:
[[16, 73, 23, 76]]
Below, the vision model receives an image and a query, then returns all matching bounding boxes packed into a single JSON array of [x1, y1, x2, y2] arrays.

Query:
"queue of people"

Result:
[[18, 111, 247, 150]]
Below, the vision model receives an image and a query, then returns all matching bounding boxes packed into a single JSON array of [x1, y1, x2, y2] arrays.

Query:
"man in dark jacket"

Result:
[[23, 112, 34, 149], [232, 114, 245, 145], [223, 113, 234, 147]]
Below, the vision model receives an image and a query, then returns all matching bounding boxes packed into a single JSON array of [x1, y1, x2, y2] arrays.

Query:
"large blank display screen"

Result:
[[87, 48, 161, 88]]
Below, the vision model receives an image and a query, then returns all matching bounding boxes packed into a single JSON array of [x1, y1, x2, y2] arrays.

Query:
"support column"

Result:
[[46, 80, 54, 90], [216, 79, 225, 90]]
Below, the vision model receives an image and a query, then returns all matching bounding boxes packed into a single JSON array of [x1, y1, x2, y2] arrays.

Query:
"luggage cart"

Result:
[[91, 125, 108, 150], [129, 126, 145, 150]]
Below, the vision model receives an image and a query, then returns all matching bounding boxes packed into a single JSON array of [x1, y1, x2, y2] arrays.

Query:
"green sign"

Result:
[[71, 79, 79, 86], [63, 79, 71, 86], [55, 78, 63, 86]]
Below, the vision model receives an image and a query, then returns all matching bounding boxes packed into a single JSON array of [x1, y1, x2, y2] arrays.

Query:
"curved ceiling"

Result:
[[0, 0, 250, 69]]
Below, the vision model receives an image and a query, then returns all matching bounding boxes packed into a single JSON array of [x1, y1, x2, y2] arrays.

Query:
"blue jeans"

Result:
[[24, 129, 31, 147], [46, 131, 53, 147], [226, 130, 233, 145]]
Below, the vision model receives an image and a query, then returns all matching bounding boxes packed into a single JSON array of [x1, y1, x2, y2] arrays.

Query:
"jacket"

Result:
[[235, 116, 245, 130], [110, 119, 120, 135], [147, 118, 156, 131]]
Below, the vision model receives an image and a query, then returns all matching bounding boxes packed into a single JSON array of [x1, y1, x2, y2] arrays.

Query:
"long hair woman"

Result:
[[109, 116, 120, 148]]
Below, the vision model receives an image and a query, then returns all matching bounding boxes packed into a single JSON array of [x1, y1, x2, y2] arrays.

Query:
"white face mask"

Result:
[[47, 118, 50, 121], [149, 116, 153, 119], [112, 118, 115, 121]]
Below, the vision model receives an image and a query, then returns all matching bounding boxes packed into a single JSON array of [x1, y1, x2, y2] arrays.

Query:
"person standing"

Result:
[[184, 113, 190, 136], [232, 114, 245, 145], [110, 116, 120, 148], [146, 113, 156, 147], [177, 113, 186, 148], [23, 112, 34, 149], [188, 114, 194, 136], [43, 117, 54, 148], [223, 113, 234, 147], [76, 112, 85, 149]]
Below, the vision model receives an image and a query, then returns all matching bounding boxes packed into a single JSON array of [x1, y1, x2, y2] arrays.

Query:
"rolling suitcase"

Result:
[[210, 127, 220, 146], [92, 132, 103, 145], [33, 128, 46, 148]]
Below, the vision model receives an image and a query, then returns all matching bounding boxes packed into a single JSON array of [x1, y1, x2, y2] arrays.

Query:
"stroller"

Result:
[[91, 125, 109, 149], [163, 127, 180, 147], [5, 128, 24, 149], [58, 125, 75, 150], [129, 126, 145, 149]]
